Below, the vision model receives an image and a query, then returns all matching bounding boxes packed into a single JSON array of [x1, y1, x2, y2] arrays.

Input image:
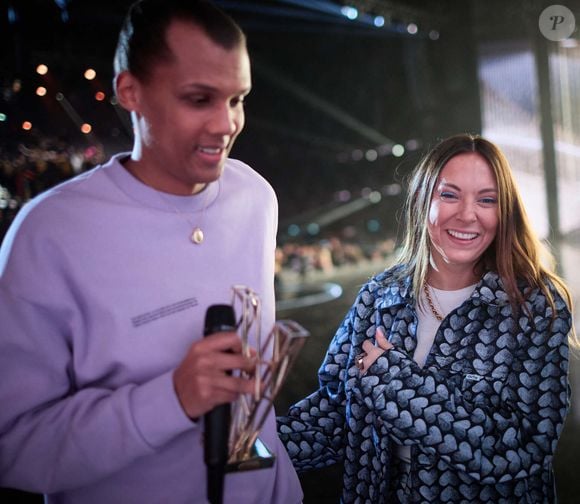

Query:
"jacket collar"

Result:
[[470, 270, 511, 306], [373, 266, 510, 310]]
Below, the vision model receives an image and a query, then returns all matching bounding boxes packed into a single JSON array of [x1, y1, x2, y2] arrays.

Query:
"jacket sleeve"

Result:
[[354, 289, 571, 485], [277, 302, 363, 472], [0, 286, 194, 493]]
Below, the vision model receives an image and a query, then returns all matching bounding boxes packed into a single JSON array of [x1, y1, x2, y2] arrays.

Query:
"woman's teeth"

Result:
[[447, 230, 478, 240]]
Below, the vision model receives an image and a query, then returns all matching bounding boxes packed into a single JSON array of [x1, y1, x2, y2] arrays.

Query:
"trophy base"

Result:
[[226, 438, 275, 472]]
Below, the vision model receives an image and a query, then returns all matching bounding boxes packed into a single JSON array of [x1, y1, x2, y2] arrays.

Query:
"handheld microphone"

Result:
[[203, 304, 236, 504]]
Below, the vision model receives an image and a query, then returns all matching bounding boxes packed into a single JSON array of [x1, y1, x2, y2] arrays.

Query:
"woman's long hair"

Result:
[[394, 133, 576, 343]]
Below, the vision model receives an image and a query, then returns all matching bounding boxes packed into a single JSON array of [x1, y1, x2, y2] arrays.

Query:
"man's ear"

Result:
[[115, 71, 141, 112]]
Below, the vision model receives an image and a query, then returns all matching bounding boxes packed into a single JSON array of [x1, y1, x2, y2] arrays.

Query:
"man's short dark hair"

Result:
[[114, 0, 246, 81]]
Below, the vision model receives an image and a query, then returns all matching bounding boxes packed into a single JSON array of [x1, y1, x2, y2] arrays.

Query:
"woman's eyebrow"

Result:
[[439, 182, 497, 194]]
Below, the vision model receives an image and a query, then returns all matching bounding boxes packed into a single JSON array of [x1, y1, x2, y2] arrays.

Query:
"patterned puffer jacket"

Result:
[[278, 265, 571, 503]]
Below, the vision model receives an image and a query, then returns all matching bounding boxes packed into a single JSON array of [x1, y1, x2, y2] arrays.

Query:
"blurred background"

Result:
[[1, 0, 579, 502]]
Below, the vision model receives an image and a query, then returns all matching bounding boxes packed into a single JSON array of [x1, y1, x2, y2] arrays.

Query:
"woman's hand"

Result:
[[355, 327, 393, 375]]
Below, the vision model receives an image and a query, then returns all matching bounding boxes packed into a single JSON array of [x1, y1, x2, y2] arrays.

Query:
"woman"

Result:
[[278, 134, 576, 503]]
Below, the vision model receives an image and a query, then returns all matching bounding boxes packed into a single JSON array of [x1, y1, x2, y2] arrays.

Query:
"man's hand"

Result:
[[173, 331, 256, 419]]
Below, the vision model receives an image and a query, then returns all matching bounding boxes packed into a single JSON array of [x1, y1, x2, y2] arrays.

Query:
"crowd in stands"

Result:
[[276, 236, 396, 280], [0, 134, 107, 241], [273, 235, 397, 301], [1, 134, 399, 284]]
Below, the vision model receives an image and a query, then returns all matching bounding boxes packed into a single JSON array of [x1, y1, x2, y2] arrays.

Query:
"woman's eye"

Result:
[[440, 191, 456, 200], [480, 197, 497, 204]]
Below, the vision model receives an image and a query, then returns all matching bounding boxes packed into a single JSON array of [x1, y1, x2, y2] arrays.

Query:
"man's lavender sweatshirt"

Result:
[[0, 154, 302, 503]]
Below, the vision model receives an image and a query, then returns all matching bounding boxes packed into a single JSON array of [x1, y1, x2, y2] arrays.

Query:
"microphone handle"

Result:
[[203, 305, 236, 504], [205, 404, 230, 504]]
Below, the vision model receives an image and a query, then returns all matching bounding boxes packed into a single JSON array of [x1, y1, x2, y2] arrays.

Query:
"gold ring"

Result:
[[355, 351, 367, 370]]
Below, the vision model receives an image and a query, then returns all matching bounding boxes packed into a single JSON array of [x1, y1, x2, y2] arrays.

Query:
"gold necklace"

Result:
[[158, 184, 211, 245], [125, 162, 211, 245], [423, 283, 444, 321]]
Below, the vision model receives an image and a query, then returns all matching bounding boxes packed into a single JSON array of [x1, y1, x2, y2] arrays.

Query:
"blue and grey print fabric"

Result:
[[278, 265, 571, 503]]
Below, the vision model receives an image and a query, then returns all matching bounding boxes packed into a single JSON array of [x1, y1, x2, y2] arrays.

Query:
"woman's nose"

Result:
[[457, 201, 477, 222]]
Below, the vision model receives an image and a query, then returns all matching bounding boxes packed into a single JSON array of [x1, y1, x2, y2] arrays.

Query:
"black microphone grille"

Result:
[[204, 304, 236, 336]]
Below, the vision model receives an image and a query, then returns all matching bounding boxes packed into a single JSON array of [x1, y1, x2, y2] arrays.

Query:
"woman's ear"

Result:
[[114, 71, 140, 112]]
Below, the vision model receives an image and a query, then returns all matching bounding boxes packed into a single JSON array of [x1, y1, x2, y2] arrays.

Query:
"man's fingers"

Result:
[[195, 349, 257, 375], [173, 334, 260, 418], [199, 375, 257, 402], [198, 331, 244, 353]]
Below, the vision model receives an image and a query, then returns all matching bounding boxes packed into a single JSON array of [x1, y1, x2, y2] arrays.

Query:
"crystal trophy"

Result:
[[226, 285, 309, 472]]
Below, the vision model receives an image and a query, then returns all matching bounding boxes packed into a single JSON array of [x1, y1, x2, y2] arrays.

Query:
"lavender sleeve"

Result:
[[0, 285, 194, 493]]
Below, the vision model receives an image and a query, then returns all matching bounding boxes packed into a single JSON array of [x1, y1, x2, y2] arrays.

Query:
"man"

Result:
[[0, 1, 302, 502]]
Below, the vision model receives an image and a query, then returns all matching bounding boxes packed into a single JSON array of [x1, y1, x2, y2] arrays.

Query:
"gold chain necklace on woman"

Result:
[[423, 283, 444, 321]]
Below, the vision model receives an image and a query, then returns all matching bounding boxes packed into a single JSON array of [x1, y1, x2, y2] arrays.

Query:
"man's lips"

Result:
[[195, 145, 227, 163], [197, 146, 224, 155]]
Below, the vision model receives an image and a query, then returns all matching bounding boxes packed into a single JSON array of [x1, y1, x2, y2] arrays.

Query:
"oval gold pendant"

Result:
[[191, 227, 204, 244]]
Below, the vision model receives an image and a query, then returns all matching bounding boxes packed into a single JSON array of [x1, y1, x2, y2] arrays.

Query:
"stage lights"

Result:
[[7, 7, 17, 24], [373, 16, 385, 28], [392, 144, 405, 157], [341, 6, 358, 20], [336, 139, 418, 164], [287, 224, 300, 237], [333, 2, 440, 38], [306, 223, 320, 236], [2, 59, 118, 142], [367, 219, 381, 233], [365, 149, 378, 162], [367, 191, 382, 204]]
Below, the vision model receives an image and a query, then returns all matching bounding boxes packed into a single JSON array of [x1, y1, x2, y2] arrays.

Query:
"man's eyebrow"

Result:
[[180, 83, 252, 94], [180, 83, 217, 92]]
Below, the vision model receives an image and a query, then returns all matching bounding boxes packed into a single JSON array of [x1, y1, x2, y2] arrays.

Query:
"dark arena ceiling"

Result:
[[2, 0, 578, 223]]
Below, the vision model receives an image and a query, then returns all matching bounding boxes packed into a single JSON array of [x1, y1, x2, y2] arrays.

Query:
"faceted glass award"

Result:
[[226, 285, 309, 472]]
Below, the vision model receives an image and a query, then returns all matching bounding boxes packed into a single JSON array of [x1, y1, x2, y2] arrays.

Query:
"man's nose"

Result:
[[207, 105, 238, 136]]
